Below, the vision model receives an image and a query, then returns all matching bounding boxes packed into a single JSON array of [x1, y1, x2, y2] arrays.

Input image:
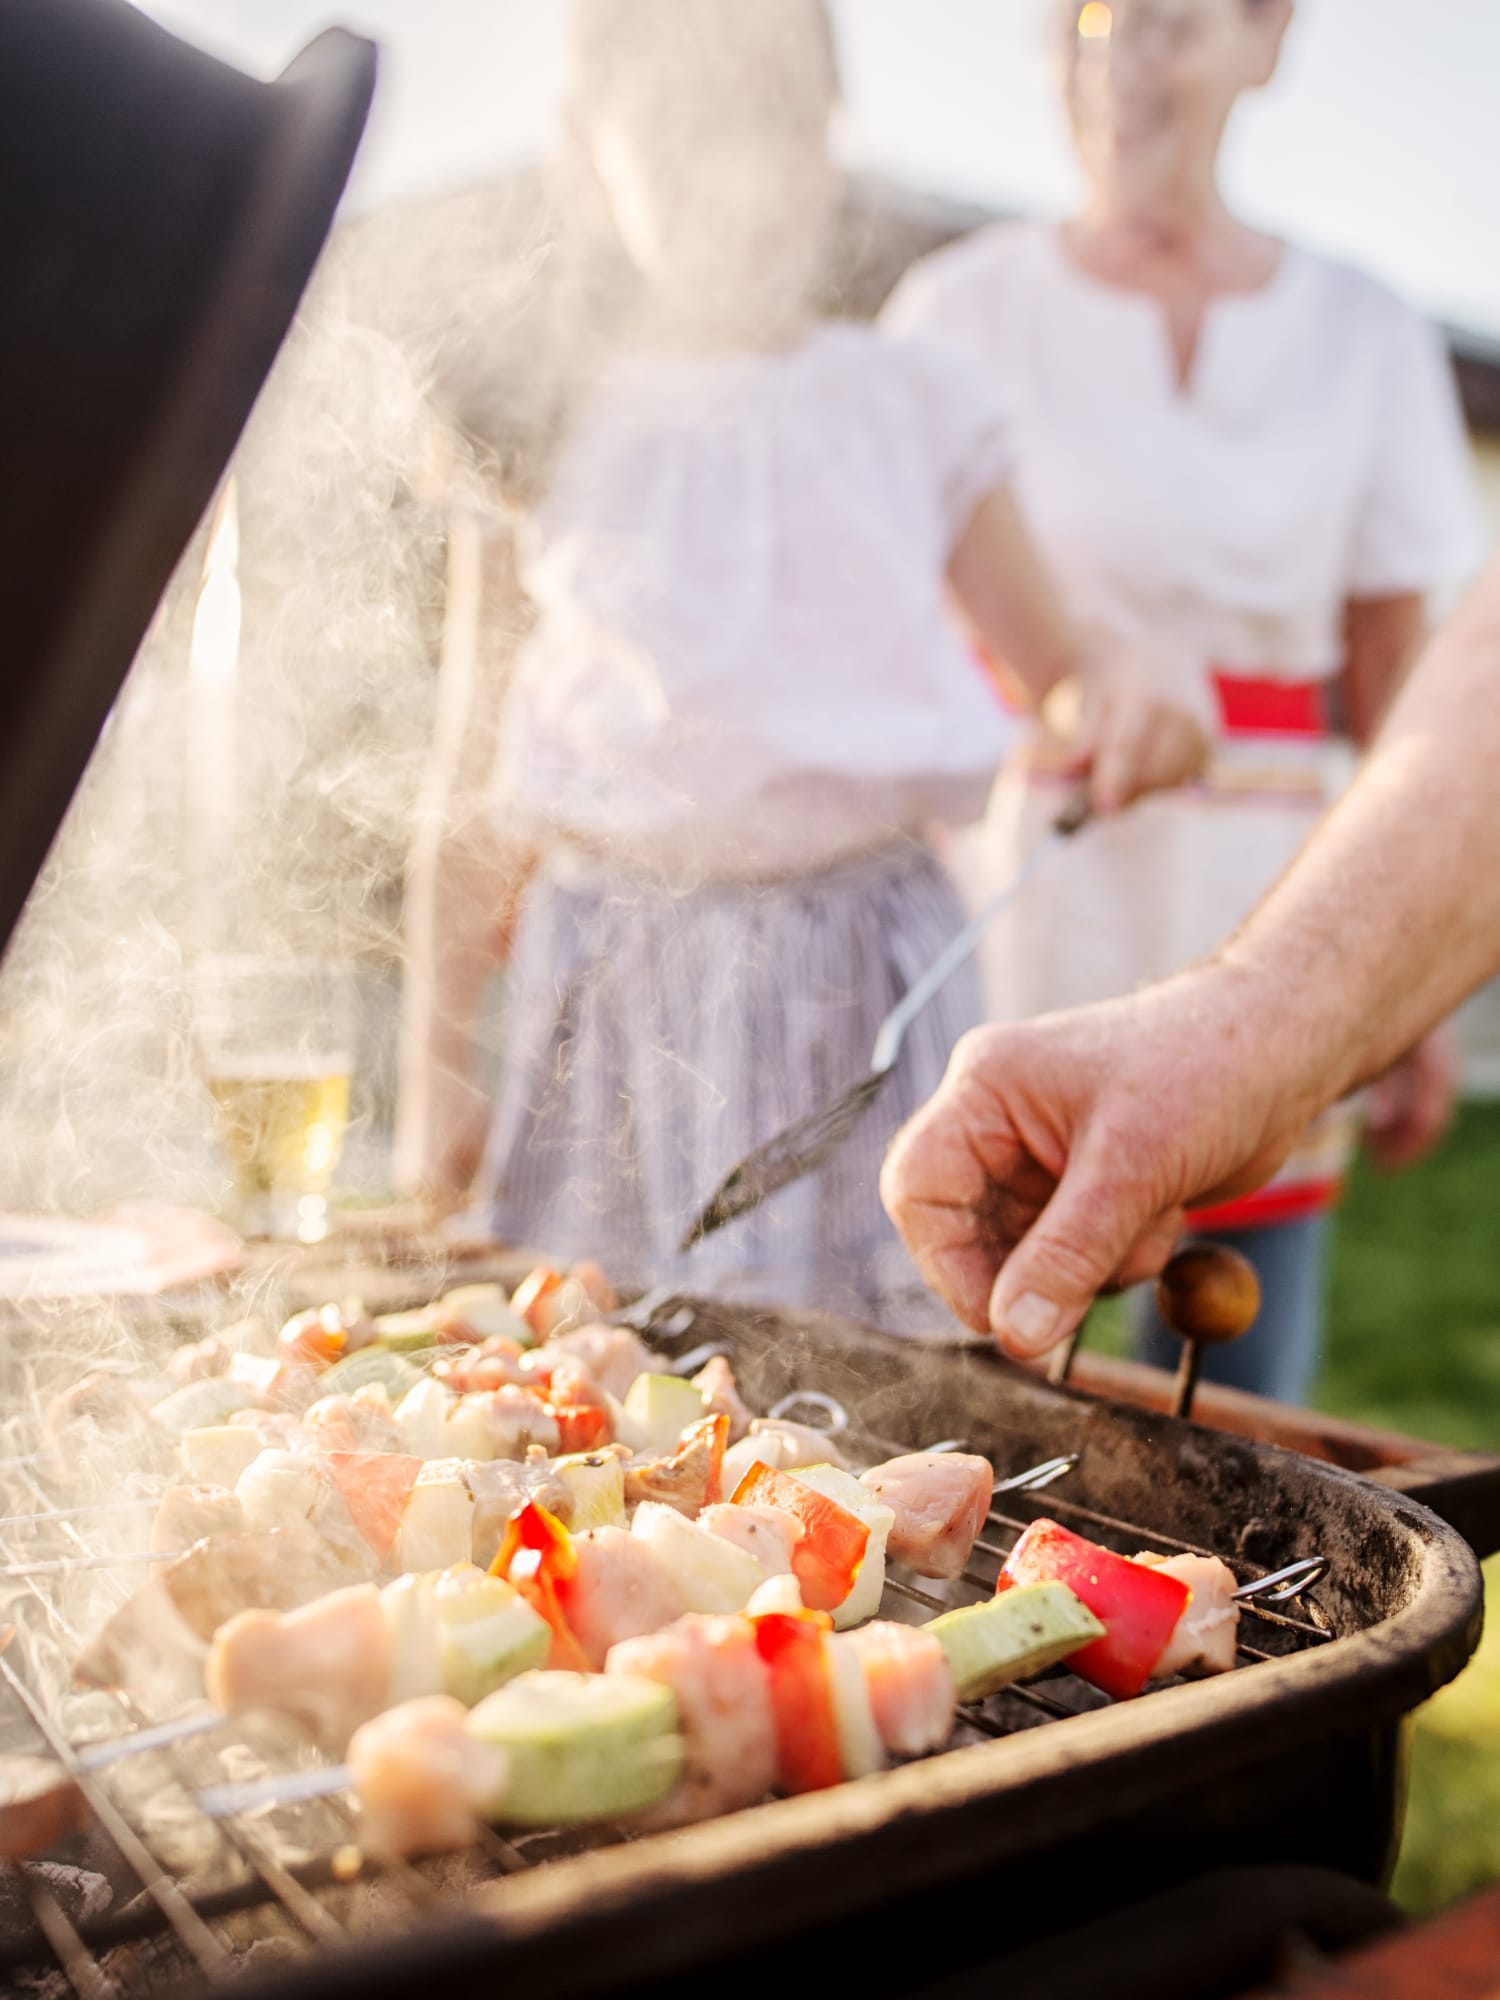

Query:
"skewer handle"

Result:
[[1155, 1244, 1262, 1419]]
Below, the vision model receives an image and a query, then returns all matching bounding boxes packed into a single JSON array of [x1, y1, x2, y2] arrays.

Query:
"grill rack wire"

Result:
[[0, 1383, 1333, 1997]]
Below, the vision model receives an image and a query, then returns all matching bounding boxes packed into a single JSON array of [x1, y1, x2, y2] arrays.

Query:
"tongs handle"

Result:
[[869, 795, 1091, 1076]]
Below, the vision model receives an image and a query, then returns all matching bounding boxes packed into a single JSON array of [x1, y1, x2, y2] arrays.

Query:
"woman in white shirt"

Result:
[[887, 0, 1481, 1394], [398, 0, 1206, 1330]]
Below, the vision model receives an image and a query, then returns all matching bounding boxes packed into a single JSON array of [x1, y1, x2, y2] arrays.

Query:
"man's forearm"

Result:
[[1223, 556, 1500, 1116]]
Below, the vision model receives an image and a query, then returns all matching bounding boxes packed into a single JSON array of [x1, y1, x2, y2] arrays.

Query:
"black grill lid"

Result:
[[0, 0, 376, 962]]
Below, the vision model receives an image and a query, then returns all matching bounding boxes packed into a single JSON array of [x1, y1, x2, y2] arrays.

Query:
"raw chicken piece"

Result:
[[545, 1357, 609, 1411], [860, 1453, 993, 1580], [208, 1584, 390, 1747], [570, 1261, 618, 1314], [607, 1614, 776, 1825], [699, 1504, 800, 1582], [467, 1451, 579, 1569], [842, 1623, 955, 1757], [45, 1371, 148, 1435], [229, 1409, 303, 1450], [721, 1418, 848, 1495], [76, 1527, 358, 1695], [564, 1527, 686, 1669], [302, 1388, 405, 1455], [1136, 1552, 1241, 1679], [432, 1338, 529, 1395], [150, 1483, 244, 1555], [529, 1325, 653, 1402], [0, 1757, 90, 1862], [349, 1696, 509, 1857], [450, 1387, 560, 1462], [624, 1416, 725, 1518], [691, 1357, 752, 1443]]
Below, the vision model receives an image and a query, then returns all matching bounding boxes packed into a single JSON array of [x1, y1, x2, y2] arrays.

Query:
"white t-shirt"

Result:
[[886, 221, 1483, 1017], [492, 322, 1021, 883]]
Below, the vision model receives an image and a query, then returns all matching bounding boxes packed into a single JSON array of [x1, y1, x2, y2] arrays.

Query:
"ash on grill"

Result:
[[0, 1290, 1338, 2000]]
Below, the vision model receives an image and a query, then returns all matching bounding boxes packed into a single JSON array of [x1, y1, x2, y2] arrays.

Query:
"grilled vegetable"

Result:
[[436, 1284, 533, 1347], [152, 1378, 251, 1438], [999, 1519, 1192, 1699], [620, 1374, 705, 1455], [624, 1413, 728, 1518], [393, 1376, 452, 1460], [753, 1610, 841, 1794], [729, 1463, 870, 1616], [928, 1584, 1104, 1701], [552, 1450, 627, 1530], [317, 1349, 424, 1403], [789, 1464, 893, 1628], [826, 1628, 884, 1779], [467, 1671, 685, 1824], [395, 1458, 476, 1574], [436, 1564, 551, 1705], [631, 1502, 763, 1614], [492, 1502, 592, 1672]]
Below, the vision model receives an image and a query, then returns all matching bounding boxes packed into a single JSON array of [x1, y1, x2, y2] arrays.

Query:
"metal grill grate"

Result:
[[0, 1355, 1334, 1996]]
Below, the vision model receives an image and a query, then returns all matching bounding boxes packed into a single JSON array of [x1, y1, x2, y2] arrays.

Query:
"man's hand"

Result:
[[880, 968, 1306, 1360]]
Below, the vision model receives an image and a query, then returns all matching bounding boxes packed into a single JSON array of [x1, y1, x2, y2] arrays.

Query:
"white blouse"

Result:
[[885, 221, 1481, 1010], [887, 220, 1481, 685], [492, 323, 1021, 883]]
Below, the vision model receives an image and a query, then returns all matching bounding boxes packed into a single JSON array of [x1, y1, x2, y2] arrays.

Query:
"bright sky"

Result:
[[139, 0, 1500, 338]]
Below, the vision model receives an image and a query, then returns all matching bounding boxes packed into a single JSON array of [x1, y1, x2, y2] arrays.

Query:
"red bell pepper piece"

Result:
[[731, 1462, 870, 1613], [510, 1266, 569, 1339], [553, 1403, 612, 1454], [318, 1451, 423, 1561], [753, 1610, 841, 1793], [490, 1501, 592, 1673], [999, 1518, 1191, 1699]]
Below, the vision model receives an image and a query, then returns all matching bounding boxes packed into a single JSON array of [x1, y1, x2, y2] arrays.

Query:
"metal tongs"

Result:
[[680, 795, 1091, 1250]]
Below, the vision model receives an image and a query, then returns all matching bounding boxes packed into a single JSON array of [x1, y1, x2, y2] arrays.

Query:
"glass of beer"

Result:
[[194, 955, 357, 1243]]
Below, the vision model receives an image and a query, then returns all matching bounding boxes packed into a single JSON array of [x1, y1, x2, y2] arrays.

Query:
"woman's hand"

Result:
[[1044, 642, 1212, 814], [1364, 1026, 1458, 1173]]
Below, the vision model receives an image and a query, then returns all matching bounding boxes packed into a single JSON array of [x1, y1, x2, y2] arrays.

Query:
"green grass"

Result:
[[1321, 1101, 1500, 1914]]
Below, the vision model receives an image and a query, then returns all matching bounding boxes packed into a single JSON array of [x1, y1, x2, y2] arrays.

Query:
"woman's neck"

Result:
[[1065, 190, 1280, 297]]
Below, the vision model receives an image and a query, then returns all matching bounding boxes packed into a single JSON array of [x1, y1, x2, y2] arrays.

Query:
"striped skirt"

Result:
[[478, 840, 980, 1335]]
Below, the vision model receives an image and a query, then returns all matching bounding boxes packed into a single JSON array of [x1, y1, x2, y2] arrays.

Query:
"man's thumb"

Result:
[[987, 1160, 1147, 1360]]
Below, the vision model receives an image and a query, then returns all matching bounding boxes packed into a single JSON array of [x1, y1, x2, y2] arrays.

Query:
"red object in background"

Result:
[[753, 1610, 841, 1794], [731, 1462, 870, 1611], [999, 1518, 1190, 1699]]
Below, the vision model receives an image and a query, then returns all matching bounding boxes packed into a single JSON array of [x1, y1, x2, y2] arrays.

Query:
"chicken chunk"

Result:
[[860, 1453, 993, 1580], [302, 1388, 405, 1456], [565, 1528, 686, 1669], [150, 1483, 244, 1556], [448, 1387, 560, 1463], [699, 1503, 799, 1581], [606, 1614, 776, 1825], [467, 1451, 579, 1569], [432, 1337, 529, 1395], [207, 1584, 390, 1747], [624, 1416, 724, 1518], [721, 1418, 848, 1493], [76, 1527, 358, 1695], [531, 1325, 653, 1402], [690, 1357, 752, 1444], [349, 1696, 509, 1857], [1137, 1552, 1240, 1679], [842, 1622, 955, 1758]]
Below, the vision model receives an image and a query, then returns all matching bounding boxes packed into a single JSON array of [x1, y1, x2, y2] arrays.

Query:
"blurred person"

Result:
[[396, 0, 1208, 1329], [880, 550, 1500, 1361], [886, 0, 1481, 1394]]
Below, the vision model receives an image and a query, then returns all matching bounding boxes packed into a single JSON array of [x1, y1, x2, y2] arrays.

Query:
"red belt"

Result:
[[1211, 670, 1329, 740]]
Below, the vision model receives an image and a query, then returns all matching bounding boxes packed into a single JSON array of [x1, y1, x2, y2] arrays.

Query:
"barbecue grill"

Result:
[[0, 4, 1492, 1997], [0, 1288, 1480, 2000]]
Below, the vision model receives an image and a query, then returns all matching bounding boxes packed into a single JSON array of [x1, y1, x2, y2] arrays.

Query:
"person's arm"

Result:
[[947, 489, 1210, 812], [393, 507, 533, 1203], [881, 548, 1500, 1358]]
